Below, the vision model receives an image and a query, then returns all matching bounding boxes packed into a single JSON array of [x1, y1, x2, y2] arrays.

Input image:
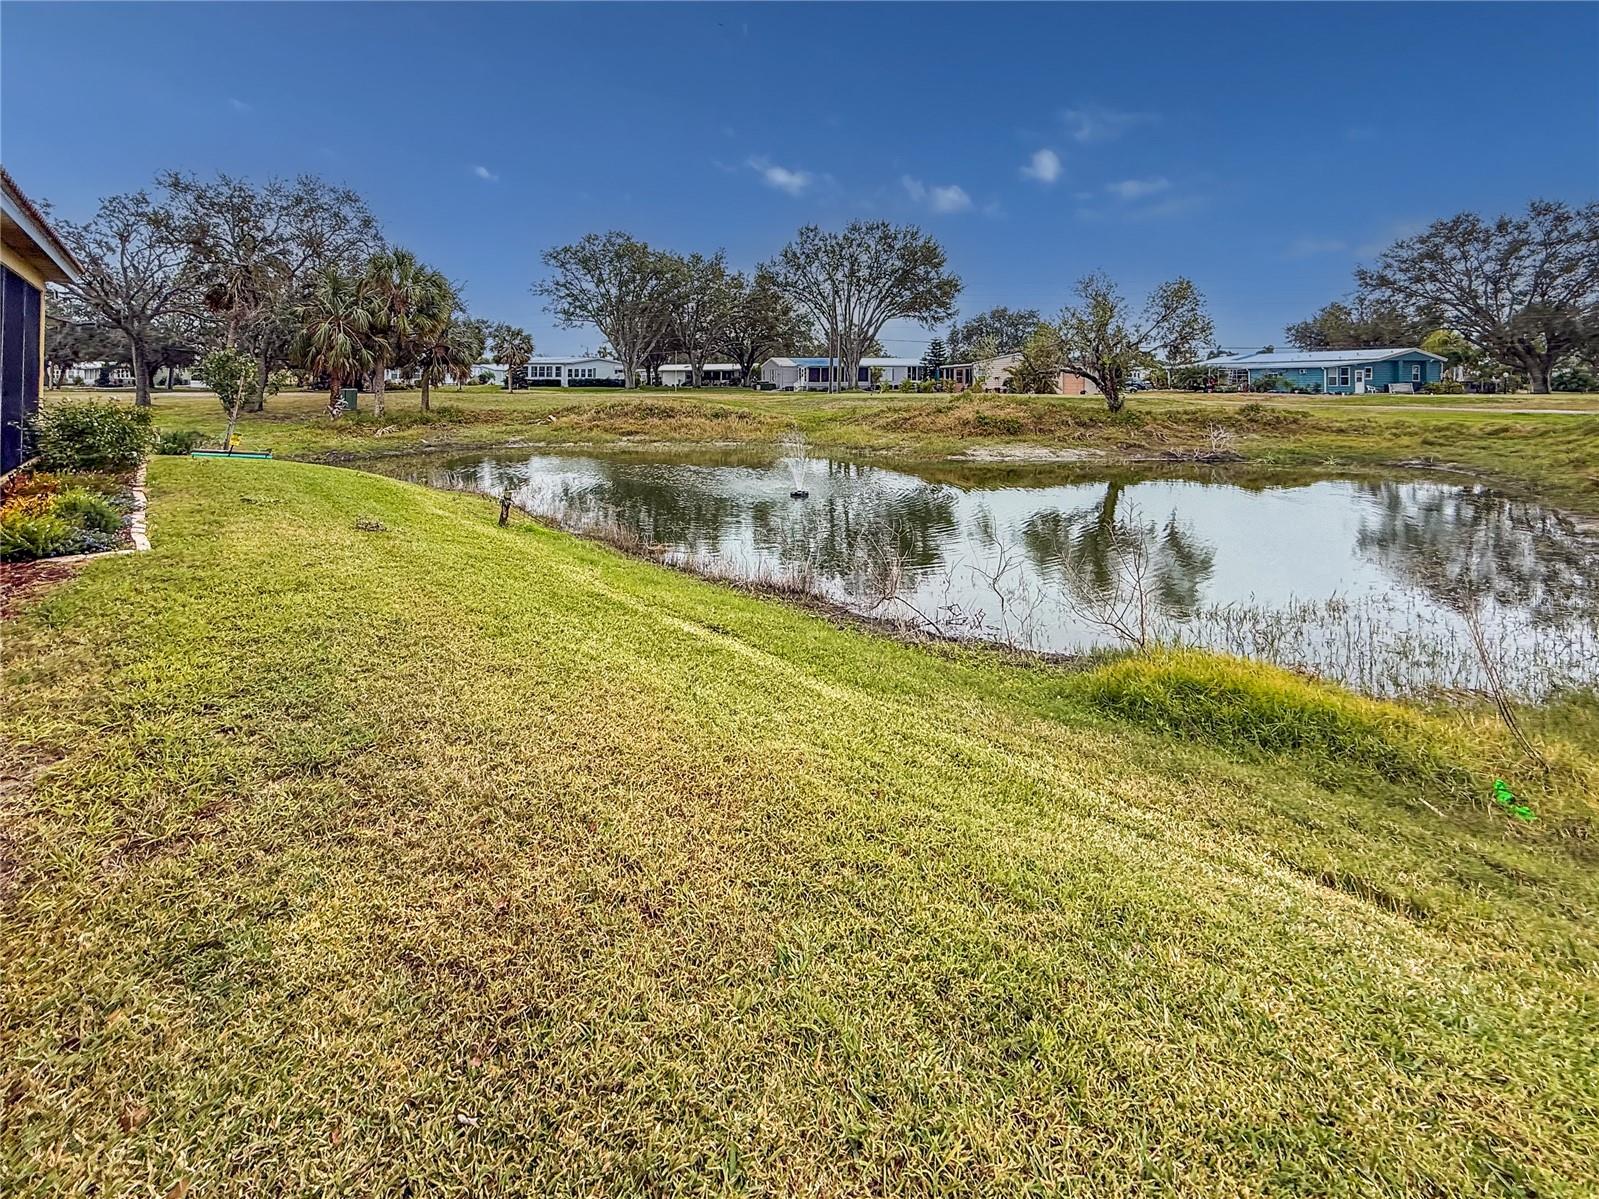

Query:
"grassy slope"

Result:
[[67, 385, 1599, 517], [3, 458, 1596, 1195]]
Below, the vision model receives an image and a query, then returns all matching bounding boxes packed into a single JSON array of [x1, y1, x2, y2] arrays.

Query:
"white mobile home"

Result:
[[659, 362, 745, 387], [521, 356, 626, 387], [760, 356, 930, 391], [63, 360, 133, 386]]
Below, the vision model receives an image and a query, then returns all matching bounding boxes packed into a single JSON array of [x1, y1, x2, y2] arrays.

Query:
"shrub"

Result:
[[50, 488, 122, 533], [31, 402, 154, 472], [1551, 364, 1597, 392], [0, 509, 75, 561], [155, 428, 207, 455], [1422, 380, 1466, 395], [1250, 374, 1291, 394]]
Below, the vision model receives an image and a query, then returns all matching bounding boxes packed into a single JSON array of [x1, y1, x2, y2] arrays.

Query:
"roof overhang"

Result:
[[1, 167, 84, 284]]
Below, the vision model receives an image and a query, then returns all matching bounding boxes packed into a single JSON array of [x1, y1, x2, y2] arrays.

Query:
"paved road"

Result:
[[1185, 396, 1599, 417]]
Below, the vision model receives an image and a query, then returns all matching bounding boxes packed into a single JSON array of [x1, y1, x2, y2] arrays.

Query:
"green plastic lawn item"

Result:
[[1493, 778, 1536, 821]]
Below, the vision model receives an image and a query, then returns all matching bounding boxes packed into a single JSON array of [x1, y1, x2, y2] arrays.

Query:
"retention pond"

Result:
[[364, 446, 1599, 698]]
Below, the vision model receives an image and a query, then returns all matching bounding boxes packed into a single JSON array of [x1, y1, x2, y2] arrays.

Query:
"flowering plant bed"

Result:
[[0, 465, 146, 562]]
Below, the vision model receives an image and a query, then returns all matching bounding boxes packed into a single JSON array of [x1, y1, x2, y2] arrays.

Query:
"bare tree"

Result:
[[534, 232, 682, 387], [1056, 273, 1212, 412], [767, 221, 960, 392], [55, 190, 197, 407], [1355, 200, 1599, 394]]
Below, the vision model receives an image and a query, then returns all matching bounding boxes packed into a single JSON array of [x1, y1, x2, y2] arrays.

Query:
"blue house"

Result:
[[1199, 348, 1446, 394]]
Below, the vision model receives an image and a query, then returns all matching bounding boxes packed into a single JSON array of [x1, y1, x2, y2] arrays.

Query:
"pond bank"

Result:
[[3, 456, 1595, 1195]]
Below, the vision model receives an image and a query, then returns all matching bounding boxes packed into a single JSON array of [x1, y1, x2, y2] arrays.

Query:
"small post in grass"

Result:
[[498, 482, 513, 527]]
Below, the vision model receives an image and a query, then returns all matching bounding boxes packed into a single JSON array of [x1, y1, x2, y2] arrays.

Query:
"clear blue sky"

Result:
[[4, 2, 1596, 355]]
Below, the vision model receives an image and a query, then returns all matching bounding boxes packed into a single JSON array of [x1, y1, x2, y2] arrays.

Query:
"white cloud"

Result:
[[1284, 236, 1347, 259], [901, 175, 972, 214], [747, 156, 813, 196], [227, 97, 252, 113], [1105, 176, 1171, 201], [1061, 104, 1155, 144], [472, 165, 499, 182], [1019, 148, 1062, 184]]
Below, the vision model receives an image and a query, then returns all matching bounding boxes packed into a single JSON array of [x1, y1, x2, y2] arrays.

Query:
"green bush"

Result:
[[0, 509, 75, 561], [1552, 364, 1598, 392], [1422, 380, 1466, 395], [155, 428, 207, 455], [31, 402, 154, 472], [50, 489, 123, 533]]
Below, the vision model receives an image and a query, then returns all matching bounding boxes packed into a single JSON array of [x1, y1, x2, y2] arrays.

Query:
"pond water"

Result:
[[365, 447, 1599, 698]]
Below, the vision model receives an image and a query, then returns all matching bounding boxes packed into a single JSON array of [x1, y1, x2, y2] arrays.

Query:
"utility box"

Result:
[[340, 387, 358, 411]]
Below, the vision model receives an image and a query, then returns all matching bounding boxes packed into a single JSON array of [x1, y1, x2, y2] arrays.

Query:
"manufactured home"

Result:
[[62, 360, 134, 387], [1199, 348, 1446, 394], [659, 362, 745, 387], [760, 356, 931, 391], [519, 356, 626, 387], [939, 353, 1099, 396]]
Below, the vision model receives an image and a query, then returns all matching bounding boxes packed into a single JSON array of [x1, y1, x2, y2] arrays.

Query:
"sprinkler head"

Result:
[[790, 489, 810, 499]]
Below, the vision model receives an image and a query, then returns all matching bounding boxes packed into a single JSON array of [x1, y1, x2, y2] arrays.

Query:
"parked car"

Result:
[[1123, 380, 1152, 393]]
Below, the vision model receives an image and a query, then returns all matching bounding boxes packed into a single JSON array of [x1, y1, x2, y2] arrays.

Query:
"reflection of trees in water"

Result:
[[1353, 482, 1599, 620], [751, 482, 959, 578], [1016, 482, 1217, 618], [552, 464, 747, 555]]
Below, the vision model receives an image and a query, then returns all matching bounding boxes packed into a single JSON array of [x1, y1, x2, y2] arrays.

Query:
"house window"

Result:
[[1412, 364, 1421, 382]]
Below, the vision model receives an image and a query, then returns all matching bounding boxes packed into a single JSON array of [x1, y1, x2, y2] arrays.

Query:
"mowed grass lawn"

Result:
[[4, 458, 1598, 1195]]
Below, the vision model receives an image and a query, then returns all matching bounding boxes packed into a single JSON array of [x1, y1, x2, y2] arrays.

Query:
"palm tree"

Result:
[[414, 315, 486, 410], [294, 269, 374, 411], [489, 323, 534, 391], [363, 248, 433, 417]]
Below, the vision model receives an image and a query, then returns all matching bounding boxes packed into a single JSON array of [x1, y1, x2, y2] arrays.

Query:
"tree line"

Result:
[[1283, 200, 1597, 393], [532, 223, 961, 389], [54, 171, 1208, 413], [49, 172, 536, 414], [533, 225, 1214, 410]]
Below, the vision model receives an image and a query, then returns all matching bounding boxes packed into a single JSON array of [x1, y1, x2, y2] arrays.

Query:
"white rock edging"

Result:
[[128, 461, 151, 552]]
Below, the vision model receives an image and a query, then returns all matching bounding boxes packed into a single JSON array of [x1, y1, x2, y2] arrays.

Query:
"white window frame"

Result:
[[1411, 363, 1421, 382]]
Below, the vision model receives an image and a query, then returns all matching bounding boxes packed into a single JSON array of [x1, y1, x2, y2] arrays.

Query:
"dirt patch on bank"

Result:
[[953, 444, 1106, 462]]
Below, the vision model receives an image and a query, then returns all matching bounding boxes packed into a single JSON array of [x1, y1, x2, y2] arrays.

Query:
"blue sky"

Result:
[[4, 2, 1596, 355]]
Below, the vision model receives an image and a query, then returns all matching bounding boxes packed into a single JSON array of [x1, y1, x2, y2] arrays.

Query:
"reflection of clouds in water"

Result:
[[372, 450, 1599, 697]]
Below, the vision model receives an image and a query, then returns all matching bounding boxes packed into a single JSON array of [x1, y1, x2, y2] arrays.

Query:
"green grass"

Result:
[[3, 457, 1596, 1195], [64, 383, 1599, 517]]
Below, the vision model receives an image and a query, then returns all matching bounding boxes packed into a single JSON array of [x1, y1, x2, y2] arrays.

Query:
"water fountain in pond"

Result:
[[781, 432, 811, 498]]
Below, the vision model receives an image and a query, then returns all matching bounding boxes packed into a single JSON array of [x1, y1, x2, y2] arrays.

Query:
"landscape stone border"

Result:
[[28, 460, 152, 566]]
